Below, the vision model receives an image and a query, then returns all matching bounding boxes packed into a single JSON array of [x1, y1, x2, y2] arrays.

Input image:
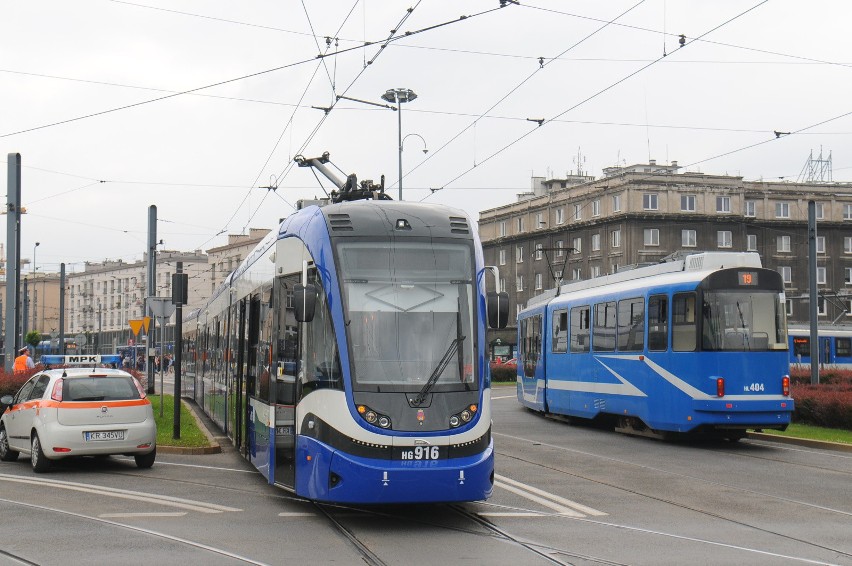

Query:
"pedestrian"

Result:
[[13, 347, 34, 373]]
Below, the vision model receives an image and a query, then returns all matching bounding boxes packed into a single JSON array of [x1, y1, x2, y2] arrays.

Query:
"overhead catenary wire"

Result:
[[426, 0, 771, 198]]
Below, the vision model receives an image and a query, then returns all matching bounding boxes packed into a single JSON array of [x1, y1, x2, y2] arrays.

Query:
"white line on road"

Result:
[[496, 474, 608, 516], [100, 512, 187, 518], [0, 473, 241, 514]]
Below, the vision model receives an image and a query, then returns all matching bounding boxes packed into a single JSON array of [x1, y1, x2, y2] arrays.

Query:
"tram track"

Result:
[[495, 446, 852, 562]]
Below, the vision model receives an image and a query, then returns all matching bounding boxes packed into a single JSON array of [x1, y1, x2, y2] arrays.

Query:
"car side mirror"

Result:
[[487, 291, 509, 329], [294, 283, 318, 323]]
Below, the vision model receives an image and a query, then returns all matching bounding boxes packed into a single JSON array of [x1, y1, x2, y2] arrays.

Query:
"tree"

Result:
[[25, 330, 42, 349]]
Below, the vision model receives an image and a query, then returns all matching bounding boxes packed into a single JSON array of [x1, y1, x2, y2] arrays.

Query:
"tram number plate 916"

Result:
[[394, 446, 445, 461]]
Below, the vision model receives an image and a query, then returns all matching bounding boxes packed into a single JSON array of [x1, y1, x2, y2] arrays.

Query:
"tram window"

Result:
[[570, 306, 590, 353], [593, 302, 616, 352], [793, 337, 810, 357], [648, 295, 668, 351], [300, 268, 343, 395], [837, 338, 852, 357], [552, 310, 568, 353], [521, 314, 542, 377], [617, 298, 644, 351], [672, 293, 697, 352]]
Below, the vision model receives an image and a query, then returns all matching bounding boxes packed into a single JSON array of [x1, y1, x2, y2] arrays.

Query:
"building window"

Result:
[[644, 228, 660, 246], [516, 275, 524, 292], [516, 217, 525, 233], [573, 204, 582, 221], [535, 243, 543, 260], [817, 236, 826, 254], [778, 266, 792, 284], [556, 240, 564, 257], [745, 200, 756, 217], [682, 229, 697, 247], [777, 235, 791, 253], [499, 249, 506, 266], [572, 236, 582, 253], [556, 208, 565, 225], [786, 299, 793, 316], [499, 278, 506, 293], [815, 203, 825, 220], [611, 229, 621, 248], [776, 202, 790, 219], [818, 296, 828, 316], [747, 234, 757, 251], [844, 204, 852, 220], [716, 196, 731, 213], [535, 273, 543, 290], [845, 237, 852, 254], [643, 193, 658, 210], [572, 267, 582, 281], [817, 266, 826, 285], [612, 194, 621, 212], [845, 268, 852, 285], [590, 265, 601, 278], [499, 221, 507, 237], [681, 195, 696, 212], [592, 199, 601, 217], [516, 245, 524, 263], [591, 233, 601, 251], [536, 212, 544, 229], [717, 231, 733, 248], [516, 304, 524, 318]]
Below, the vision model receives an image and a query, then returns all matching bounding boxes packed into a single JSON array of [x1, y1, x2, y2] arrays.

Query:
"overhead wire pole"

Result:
[[146, 205, 157, 395], [5, 153, 22, 371]]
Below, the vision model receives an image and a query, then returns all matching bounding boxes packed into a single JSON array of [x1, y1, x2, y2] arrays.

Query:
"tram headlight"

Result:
[[377, 416, 391, 428], [365, 410, 378, 424], [449, 415, 460, 427], [460, 409, 472, 422]]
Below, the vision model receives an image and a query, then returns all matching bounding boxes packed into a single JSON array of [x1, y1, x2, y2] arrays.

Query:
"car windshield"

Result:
[[65, 376, 142, 401], [337, 240, 476, 393], [701, 290, 788, 351]]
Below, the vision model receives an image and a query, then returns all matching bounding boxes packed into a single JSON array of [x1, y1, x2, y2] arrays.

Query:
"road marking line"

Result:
[[100, 512, 187, 518], [496, 474, 608, 517], [277, 512, 316, 517], [478, 512, 555, 517], [494, 481, 585, 517], [0, 473, 241, 514], [491, 395, 516, 400]]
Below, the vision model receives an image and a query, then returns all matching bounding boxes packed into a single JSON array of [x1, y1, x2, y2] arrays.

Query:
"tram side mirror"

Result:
[[294, 283, 318, 323], [487, 291, 510, 329]]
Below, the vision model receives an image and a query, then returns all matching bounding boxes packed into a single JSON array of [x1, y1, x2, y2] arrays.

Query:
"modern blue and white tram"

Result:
[[788, 326, 852, 369], [182, 196, 507, 504], [517, 252, 794, 439]]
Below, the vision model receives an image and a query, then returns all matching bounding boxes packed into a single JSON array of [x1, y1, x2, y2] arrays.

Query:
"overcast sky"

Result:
[[3, 0, 851, 274]]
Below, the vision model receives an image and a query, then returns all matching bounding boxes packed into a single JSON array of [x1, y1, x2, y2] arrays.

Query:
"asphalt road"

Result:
[[1, 387, 849, 565]]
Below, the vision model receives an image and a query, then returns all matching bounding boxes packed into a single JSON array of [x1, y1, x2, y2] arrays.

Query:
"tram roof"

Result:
[[527, 252, 763, 310]]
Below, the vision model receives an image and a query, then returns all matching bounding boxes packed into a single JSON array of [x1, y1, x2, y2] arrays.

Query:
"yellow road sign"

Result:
[[129, 319, 144, 335]]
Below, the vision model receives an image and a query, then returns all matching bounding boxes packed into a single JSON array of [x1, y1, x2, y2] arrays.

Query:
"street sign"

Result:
[[74, 333, 87, 346], [129, 316, 152, 336], [147, 297, 176, 319]]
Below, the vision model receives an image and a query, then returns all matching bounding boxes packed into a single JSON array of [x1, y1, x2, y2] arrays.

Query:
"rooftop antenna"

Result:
[[797, 147, 832, 183]]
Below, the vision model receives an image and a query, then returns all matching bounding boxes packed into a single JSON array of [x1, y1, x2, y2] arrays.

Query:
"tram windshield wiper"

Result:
[[412, 336, 466, 406]]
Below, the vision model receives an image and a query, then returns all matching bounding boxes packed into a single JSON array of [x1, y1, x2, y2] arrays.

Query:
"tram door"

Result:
[[820, 336, 832, 366], [273, 274, 299, 488]]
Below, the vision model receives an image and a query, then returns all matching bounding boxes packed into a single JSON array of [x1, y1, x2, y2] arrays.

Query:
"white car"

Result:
[[0, 355, 157, 472]]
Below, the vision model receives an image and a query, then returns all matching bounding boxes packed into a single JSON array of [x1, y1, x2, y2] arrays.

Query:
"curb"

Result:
[[746, 432, 852, 453], [157, 398, 222, 455]]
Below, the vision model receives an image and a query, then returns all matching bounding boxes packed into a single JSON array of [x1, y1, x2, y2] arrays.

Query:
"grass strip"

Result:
[[149, 394, 211, 448]]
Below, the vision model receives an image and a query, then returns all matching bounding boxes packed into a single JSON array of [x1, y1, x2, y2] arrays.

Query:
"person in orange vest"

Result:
[[13, 347, 34, 373]]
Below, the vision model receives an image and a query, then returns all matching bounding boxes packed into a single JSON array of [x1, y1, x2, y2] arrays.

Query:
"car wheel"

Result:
[[134, 447, 156, 469], [31, 433, 51, 473], [0, 426, 19, 462]]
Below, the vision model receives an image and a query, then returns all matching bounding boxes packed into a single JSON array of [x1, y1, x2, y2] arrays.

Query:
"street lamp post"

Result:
[[32, 242, 39, 333], [380, 88, 417, 201]]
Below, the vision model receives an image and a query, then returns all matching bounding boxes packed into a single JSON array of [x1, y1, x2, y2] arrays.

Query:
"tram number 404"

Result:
[[398, 446, 442, 460], [744, 383, 765, 392]]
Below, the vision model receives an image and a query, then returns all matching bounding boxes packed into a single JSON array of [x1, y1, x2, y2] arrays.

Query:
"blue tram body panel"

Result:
[[517, 252, 795, 436], [183, 199, 497, 504]]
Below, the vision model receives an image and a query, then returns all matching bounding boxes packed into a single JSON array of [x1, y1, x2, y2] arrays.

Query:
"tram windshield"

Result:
[[337, 240, 476, 392], [701, 290, 788, 351]]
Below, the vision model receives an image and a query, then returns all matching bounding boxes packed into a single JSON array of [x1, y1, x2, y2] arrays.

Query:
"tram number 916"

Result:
[[397, 446, 443, 461]]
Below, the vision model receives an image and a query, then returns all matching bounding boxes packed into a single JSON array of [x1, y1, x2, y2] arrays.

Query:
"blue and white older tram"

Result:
[[182, 170, 507, 503], [517, 252, 794, 439]]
